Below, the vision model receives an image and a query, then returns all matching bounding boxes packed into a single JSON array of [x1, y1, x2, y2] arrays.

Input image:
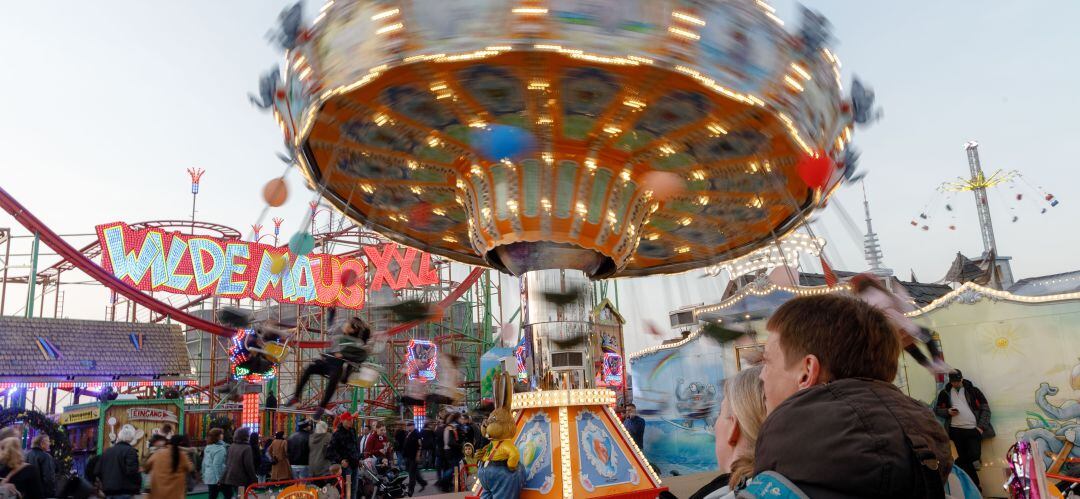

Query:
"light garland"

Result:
[[0, 380, 196, 390], [558, 406, 573, 499], [906, 281, 1080, 317], [513, 389, 616, 409], [705, 233, 825, 277], [603, 405, 662, 487]]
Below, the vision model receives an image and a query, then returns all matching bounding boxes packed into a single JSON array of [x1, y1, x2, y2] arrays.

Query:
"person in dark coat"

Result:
[[25, 435, 56, 498], [393, 424, 407, 469], [420, 423, 436, 469], [755, 295, 954, 498], [935, 370, 994, 490], [621, 404, 646, 450], [287, 420, 312, 479], [402, 422, 427, 496], [0, 437, 44, 499], [327, 414, 361, 497], [95, 427, 141, 499], [220, 427, 258, 496]]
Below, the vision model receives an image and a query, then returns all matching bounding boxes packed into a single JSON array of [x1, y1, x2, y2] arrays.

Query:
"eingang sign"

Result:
[[96, 222, 439, 309]]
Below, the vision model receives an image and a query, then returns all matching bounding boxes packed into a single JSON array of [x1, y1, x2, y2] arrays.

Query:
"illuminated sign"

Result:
[[60, 407, 100, 425], [406, 340, 438, 382], [602, 353, 624, 386], [96, 222, 438, 309], [241, 392, 260, 434]]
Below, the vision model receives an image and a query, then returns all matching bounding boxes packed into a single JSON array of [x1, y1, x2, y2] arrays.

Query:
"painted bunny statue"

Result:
[[478, 372, 523, 498]]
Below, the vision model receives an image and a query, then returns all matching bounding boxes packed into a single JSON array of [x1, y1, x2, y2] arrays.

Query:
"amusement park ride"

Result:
[[248, 0, 862, 497], [1, 0, 870, 497]]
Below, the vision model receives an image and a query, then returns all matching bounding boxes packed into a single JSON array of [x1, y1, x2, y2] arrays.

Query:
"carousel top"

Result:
[[259, 0, 866, 278]]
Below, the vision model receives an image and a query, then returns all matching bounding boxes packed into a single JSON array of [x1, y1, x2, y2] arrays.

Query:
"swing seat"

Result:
[[257, 342, 289, 363], [346, 364, 380, 387]]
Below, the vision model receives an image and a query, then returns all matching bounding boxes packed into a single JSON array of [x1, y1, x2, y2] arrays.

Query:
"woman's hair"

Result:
[[0, 437, 24, 469], [169, 435, 183, 473], [725, 365, 767, 485], [274, 431, 285, 439], [207, 428, 224, 444]]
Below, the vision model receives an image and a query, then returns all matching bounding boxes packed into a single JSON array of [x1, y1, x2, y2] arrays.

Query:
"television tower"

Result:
[[862, 183, 892, 276]]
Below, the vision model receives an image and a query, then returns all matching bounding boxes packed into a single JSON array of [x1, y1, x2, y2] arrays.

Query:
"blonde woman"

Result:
[[691, 365, 766, 499], [0, 437, 44, 499]]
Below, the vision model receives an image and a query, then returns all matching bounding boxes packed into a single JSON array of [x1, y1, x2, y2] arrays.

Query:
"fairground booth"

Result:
[[0, 316, 194, 476]]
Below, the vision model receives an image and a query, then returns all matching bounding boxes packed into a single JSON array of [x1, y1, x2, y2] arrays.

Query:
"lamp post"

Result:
[[272, 218, 284, 246], [187, 168, 205, 234]]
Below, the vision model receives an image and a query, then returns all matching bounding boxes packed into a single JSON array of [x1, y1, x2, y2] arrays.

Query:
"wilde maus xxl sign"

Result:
[[96, 222, 438, 309]]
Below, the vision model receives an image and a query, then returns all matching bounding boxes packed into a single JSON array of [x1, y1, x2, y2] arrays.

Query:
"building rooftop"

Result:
[[0, 317, 191, 382], [1008, 270, 1080, 296]]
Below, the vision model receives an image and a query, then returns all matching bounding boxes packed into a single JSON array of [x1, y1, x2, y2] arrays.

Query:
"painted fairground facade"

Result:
[[628, 330, 728, 476], [904, 282, 1080, 489], [630, 277, 1080, 490]]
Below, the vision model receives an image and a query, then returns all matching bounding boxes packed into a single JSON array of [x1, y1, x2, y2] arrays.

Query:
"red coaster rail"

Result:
[[0, 185, 484, 347]]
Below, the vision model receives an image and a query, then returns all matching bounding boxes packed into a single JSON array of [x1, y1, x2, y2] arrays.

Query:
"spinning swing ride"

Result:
[[911, 141, 1059, 254], [253, 0, 865, 497]]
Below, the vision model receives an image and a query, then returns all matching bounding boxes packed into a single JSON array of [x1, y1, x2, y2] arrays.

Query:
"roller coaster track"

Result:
[[0, 185, 485, 348]]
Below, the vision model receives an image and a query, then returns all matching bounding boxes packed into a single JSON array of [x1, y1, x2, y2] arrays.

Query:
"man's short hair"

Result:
[[31, 434, 49, 447], [767, 294, 899, 382]]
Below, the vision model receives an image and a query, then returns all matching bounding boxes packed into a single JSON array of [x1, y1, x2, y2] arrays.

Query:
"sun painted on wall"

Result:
[[975, 322, 1026, 360]]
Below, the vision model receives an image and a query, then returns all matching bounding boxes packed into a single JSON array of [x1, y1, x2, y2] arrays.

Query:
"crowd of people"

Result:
[[0, 285, 1004, 499], [0, 407, 493, 499]]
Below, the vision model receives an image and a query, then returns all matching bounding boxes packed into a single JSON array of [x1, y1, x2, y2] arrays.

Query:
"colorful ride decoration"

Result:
[[469, 389, 664, 499], [259, 2, 859, 497], [261, 0, 857, 279], [96, 222, 438, 309], [405, 339, 438, 382], [229, 329, 279, 383]]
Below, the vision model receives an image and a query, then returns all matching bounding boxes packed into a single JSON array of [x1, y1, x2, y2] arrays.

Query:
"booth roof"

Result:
[[0, 316, 191, 381]]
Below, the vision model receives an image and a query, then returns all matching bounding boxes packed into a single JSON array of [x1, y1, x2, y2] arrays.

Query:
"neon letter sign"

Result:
[[96, 222, 438, 309]]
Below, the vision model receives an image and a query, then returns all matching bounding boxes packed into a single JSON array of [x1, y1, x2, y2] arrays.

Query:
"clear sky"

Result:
[[2, 1, 1078, 355]]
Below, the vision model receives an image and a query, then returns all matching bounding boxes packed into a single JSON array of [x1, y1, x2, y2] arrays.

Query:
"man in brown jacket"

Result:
[[754, 294, 954, 498]]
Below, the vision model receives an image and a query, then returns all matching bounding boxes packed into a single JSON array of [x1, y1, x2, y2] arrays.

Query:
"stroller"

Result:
[[358, 457, 409, 499]]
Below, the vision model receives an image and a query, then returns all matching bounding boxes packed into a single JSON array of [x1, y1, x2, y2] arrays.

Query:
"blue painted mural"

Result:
[[630, 334, 727, 476]]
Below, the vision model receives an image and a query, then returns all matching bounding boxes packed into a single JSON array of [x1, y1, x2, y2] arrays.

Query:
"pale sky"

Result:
[[2, 1, 1078, 355]]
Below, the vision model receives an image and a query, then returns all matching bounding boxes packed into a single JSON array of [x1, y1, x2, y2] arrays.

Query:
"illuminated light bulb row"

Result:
[[603, 405, 663, 486], [707, 123, 728, 136], [512, 7, 548, 15], [908, 282, 1080, 317], [776, 112, 814, 155], [558, 407, 573, 499], [692, 282, 852, 317], [0, 380, 197, 390], [668, 26, 701, 40], [512, 389, 616, 408], [783, 75, 805, 92]]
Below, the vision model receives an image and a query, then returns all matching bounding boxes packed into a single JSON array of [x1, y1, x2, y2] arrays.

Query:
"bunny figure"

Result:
[[477, 372, 523, 499]]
